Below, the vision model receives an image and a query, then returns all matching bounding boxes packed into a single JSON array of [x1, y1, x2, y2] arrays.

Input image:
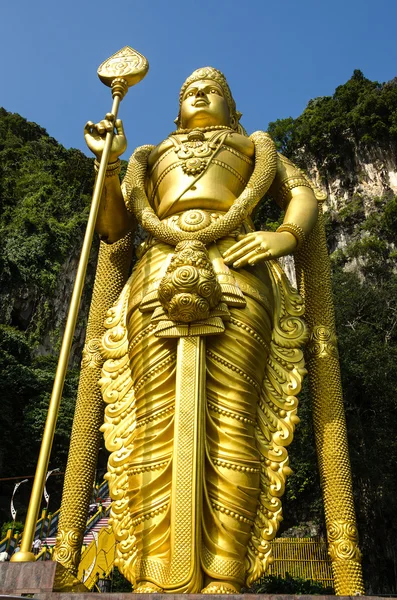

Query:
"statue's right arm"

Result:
[[84, 115, 134, 244]]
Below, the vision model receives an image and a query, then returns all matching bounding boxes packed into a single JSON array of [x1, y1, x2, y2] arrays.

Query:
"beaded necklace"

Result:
[[169, 124, 234, 136]]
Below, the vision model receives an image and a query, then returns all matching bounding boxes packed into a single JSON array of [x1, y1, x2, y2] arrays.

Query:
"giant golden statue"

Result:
[[53, 65, 365, 595]]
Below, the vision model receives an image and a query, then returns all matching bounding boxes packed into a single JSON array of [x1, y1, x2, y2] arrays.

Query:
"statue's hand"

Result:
[[84, 114, 127, 162], [223, 231, 297, 268]]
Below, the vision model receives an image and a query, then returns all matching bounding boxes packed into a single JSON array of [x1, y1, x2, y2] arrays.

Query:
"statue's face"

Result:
[[180, 79, 230, 129]]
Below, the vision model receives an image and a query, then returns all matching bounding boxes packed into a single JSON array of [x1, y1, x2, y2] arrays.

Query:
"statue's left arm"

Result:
[[223, 152, 318, 267]]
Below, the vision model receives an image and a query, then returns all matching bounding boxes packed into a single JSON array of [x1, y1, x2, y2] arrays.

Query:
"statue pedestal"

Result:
[[0, 561, 87, 594], [0, 592, 381, 600]]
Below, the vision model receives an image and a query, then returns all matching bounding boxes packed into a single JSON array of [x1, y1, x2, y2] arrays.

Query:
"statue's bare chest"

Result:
[[146, 130, 255, 217]]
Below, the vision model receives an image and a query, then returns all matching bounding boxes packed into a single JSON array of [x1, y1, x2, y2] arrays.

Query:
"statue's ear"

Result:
[[229, 115, 238, 129], [231, 110, 245, 133]]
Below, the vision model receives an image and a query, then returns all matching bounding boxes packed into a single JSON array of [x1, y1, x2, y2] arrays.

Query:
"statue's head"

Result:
[[175, 67, 242, 131]]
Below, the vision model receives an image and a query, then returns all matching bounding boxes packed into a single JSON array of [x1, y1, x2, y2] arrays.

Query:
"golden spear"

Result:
[[11, 47, 148, 563]]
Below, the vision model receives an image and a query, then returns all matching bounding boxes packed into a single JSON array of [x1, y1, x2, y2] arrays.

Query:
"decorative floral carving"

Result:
[[328, 520, 362, 562], [158, 241, 222, 323], [181, 157, 208, 176], [53, 528, 83, 567], [306, 325, 338, 358], [178, 209, 211, 232], [81, 338, 103, 368]]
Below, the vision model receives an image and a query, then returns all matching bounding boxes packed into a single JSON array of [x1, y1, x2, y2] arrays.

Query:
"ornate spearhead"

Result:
[[98, 46, 149, 98]]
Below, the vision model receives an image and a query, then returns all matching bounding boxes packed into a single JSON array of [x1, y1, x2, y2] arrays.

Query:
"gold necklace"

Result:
[[169, 129, 229, 176], [169, 125, 233, 136]]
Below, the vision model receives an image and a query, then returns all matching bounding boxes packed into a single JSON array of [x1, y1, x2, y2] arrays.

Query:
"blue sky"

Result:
[[1, 0, 396, 157]]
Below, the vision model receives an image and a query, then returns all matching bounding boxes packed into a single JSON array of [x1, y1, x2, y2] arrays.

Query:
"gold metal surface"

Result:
[[45, 46, 146, 578], [55, 62, 363, 595], [268, 538, 333, 589], [13, 46, 145, 568], [52, 234, 133, 583], [294, 200, 365, 595], [77, 525, 116, 590], [98, 46, 148, 89]]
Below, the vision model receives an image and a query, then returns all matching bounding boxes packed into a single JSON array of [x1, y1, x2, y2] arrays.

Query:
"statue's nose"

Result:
[[196, 89, 206, 97]]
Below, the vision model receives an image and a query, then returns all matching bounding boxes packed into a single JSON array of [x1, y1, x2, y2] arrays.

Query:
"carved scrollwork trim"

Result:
[[245, 261, 308, 586]]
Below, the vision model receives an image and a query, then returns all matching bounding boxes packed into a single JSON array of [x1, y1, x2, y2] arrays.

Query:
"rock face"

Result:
[[302, 145, 397, 257], [308, 146, 397, 212]]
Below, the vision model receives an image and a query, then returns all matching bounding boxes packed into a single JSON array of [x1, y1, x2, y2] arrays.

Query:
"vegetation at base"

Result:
[[0, 69, 397, 593], [1, 520, 24, 539], [249, 573, 334, 594], [110, 568, 133, 593]]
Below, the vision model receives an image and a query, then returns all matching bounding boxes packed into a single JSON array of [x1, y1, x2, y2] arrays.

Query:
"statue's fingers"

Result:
[[223, 240, 246, 257], [103, 120, 114, 133], [237, 232, 256, 241], [115, 119, 125, 136], [223, 240, 257, 264], [84, 121, 95, 135], [97, 122, 106, 135], [105, 113, 115, 122], [233, 249, 259, 268], [223, 236, 255, 258], [234, 247, 272, 268], [248, 250, 272, 266]]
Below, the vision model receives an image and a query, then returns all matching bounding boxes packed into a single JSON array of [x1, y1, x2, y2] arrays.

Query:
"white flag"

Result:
[[10, 479, 28, 521]]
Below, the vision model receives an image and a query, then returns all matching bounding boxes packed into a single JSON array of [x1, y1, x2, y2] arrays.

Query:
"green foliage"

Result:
[[0, 107, 95, 332], [266, 117, 295, 154], [110, 568, 133, 592], [1, 520, 24, 539], [253, 195, 283, 231], [0, 324, 78, 523], [250, 573, 334, 594], [0, 109, 92, 527], [282, 381, 323, 530], [267, 71, 397, 175]]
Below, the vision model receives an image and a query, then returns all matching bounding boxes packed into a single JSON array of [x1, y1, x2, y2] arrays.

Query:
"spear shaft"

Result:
[[11, 88, 125, 563]]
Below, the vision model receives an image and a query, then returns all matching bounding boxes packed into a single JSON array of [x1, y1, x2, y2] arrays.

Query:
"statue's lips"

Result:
[[193, 99, 209, 107]]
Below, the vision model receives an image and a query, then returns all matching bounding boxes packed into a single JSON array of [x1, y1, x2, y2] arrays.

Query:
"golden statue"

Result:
[[53, 64, 365, 595]]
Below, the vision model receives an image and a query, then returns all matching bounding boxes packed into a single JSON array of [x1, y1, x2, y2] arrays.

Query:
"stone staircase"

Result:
[[83, 515, 110, 545], [43, 497, 112, 548]]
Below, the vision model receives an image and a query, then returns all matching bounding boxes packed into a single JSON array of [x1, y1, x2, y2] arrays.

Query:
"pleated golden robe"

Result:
[[99, 224, 308, 591]]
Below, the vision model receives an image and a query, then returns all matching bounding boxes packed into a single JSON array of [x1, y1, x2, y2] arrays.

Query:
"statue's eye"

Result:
[[186, 91, 194, 98], [211, 89, 218, 94]]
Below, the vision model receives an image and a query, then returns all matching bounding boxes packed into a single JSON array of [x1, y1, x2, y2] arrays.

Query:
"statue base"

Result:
[[0, 561, 88, 594], [0, 592, 387, 600]]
